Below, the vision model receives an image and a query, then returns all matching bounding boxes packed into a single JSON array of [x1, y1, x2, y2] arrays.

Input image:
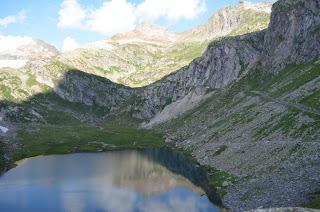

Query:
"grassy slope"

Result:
[[161, 58, 320, 141], [16, 115, 164, 160], [55, 9, 270, 88], [155, 58, 320, 202], [304, 193, 320, 209], [0, 83, 164, 172]]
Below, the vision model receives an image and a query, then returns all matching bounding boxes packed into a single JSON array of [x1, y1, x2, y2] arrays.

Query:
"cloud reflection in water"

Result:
[[0, 150, 219, 212]]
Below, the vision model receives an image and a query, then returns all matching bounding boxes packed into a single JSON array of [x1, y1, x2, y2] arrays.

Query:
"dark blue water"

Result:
[[0, 150, 220, 212]]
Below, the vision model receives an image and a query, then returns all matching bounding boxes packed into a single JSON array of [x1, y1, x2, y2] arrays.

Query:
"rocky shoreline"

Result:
[[0, 0, 319, 211], [1, 137, 319, 212]]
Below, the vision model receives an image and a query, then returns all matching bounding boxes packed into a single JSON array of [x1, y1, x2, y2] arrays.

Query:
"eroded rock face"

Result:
[[180, 1, 272, 42], [260, 0, 320, 72], [136, 31, 265, 121], [136, 0, 320, 124], [26, 0, 319, 129], [54, 70, 134, 108]]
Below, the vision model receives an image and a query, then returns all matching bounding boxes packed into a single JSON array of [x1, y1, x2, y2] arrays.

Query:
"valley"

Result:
[[0, 0, 319, 211]]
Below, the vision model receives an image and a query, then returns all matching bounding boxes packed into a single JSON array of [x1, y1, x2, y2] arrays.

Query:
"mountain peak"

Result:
[[180, 1, 273, 42], [111, 23, 179, 44], [135, 22, 167, 32]]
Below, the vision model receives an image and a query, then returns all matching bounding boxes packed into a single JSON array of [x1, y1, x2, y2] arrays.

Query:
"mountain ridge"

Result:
[[0, 1, 272, 88], [0, 0, 319, 210]]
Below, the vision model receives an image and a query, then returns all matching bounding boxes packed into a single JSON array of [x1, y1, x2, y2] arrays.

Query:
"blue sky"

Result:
[[0, 0, 270, 50]]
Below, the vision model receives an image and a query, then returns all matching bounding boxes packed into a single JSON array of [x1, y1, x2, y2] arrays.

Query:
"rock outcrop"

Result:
[[0, 0, 319, 211], [136, 31, 266, 121], [54, 70, 134, 108], [180, 1, 272, 42], [260, 0, 320, 72], [137, 0, 320, 125]]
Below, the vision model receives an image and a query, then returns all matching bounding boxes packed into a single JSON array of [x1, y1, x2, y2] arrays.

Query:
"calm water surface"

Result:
[[0, 149, 220, 212]]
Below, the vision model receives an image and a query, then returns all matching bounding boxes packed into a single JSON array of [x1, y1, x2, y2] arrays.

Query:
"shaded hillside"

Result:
[[0, 0, 319, 211], [157, 59, 320, 210], [0, 70, 163, 175]]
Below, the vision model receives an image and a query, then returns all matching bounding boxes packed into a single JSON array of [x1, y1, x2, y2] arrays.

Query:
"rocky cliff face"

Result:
[[136, 31, 266, 121], [180, 1, 271, 42], [260, 0, 320, 72], [144, 0, 320, 210], [54, 70, 134, 108], [137, 0, 320, 126], [0, 0, 319, 211]]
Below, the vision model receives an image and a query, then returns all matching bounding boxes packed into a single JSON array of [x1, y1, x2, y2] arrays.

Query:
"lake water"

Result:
[[0, 149, 220, 212]]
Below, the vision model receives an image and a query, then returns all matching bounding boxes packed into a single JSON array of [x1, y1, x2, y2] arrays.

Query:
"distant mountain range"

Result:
[[0, 1, 272, 87], [1, 0, 320, 211]]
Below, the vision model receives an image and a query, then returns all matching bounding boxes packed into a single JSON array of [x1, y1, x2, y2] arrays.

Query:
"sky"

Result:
[[0, 0, 269, 51]]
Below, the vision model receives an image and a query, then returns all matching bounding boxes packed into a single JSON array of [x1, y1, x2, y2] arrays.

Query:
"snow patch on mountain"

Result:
[[0, 35, 59, 69]]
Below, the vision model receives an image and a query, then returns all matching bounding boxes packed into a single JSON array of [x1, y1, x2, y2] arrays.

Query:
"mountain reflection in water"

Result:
[[0, 149, 220, 212]]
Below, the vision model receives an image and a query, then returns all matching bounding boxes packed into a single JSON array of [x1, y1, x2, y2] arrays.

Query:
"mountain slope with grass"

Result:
[[47, 1, 272, 88], [0, 0, 319, 211], [142, 0, 320, 210]]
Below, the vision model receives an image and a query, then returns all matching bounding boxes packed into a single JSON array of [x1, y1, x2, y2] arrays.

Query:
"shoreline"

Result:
[[0, 146, 225, 210], [1, 133, 319, 211]]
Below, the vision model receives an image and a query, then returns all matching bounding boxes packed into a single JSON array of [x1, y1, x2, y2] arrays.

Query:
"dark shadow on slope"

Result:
[[0, 68, 223, 207]]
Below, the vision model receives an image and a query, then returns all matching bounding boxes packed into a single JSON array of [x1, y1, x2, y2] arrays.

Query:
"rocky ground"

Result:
[[0, 0, 319, 211], [155, 58, 320, 211]]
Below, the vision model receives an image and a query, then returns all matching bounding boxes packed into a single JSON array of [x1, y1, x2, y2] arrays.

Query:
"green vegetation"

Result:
[[270, 63, 320, 98], [0, 77, 164, 166], [15, 110, 164, 161], [94, 66, 106, 73], [240, 184, 270, 202], [271, 111, 297, 134], [288, 143, 302, 156], [108, 66, 121, 74], [229, 10, 270, 37], [168, 42, 208, 62], [162, 97, 173, 110], [300, 90, 320, 111], [212, 145, 228, 157], [207, 167, 238, 197], [0, 85, 12, 99], [246, 60, 320, 98], [43, 91, 110, 118], [26, 74, 38, 87], [303, 193, 320, 209]]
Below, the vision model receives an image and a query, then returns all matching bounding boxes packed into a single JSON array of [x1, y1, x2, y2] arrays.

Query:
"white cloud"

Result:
[[58, 0, 86, 28], [86, 0, 136, 36], [136, 0, 206, 23], [0, 35, 33, 69], [57, 0, 206, 36], [0, 35, 33, 52], [0, 10, 26, 28], [62, 36, 79, 52]]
